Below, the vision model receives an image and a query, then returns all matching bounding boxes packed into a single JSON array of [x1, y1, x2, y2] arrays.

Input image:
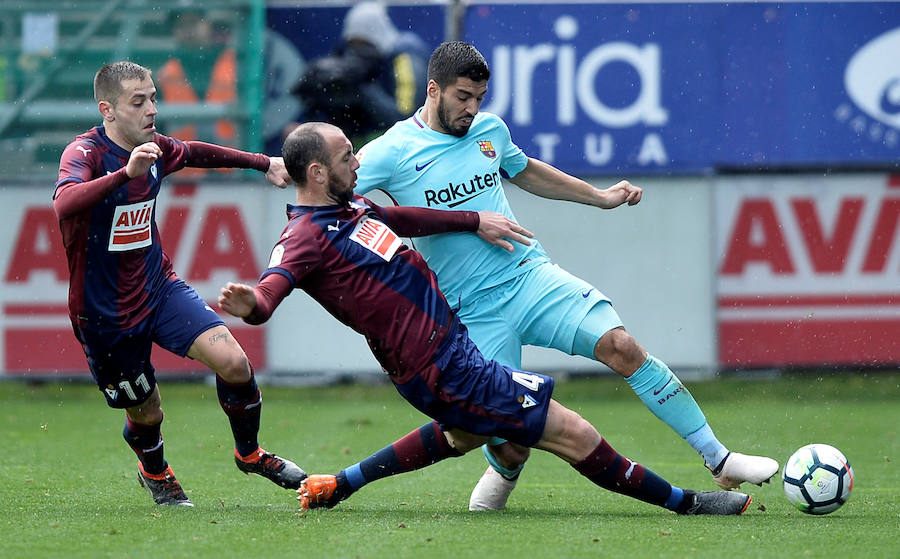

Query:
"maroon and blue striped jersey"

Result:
[[251, 195, 479, 383], [54, 126, 268, 330]]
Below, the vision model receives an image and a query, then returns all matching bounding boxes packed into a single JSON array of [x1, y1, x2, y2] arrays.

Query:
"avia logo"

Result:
[[415, 159, 437, 171], [845, 26, 900, 129], [424, 170, 501, 208]]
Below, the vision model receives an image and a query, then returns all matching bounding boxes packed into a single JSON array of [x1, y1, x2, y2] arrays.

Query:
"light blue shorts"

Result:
[[457, 262, 623, 369]]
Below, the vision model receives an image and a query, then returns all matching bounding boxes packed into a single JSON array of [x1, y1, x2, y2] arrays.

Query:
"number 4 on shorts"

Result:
[[511, 371, 545, 391]]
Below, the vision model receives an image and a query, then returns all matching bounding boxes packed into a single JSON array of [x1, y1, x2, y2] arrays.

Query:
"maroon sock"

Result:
[[123, 416, 166, 475], [340, 421, 463, 492], [572, 438, 678, 509]]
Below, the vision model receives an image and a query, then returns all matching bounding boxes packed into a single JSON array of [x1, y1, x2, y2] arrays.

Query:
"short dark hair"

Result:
[[282, 122, 330, 185], [427, 41, 490, 88], [94, 61, 151, 105]]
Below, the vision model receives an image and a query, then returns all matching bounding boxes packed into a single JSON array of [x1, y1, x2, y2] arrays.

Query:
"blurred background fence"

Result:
[[1, 1, 899, 381], [0, 0, 265, 182]]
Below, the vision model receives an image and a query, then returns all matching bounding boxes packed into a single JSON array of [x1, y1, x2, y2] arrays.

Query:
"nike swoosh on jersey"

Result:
[[581, 289, 593, 298], [415, 159, 437, 171]]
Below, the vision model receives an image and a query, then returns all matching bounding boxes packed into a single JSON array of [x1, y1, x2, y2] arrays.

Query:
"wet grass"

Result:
[[1, 372, 897, 558]]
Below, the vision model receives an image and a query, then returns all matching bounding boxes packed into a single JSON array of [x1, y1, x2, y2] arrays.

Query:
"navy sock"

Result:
[[216, 371, 261, 458], [123, 416, 166, 475], [573, 438, 685, 511], [341, 421, 463, 495]]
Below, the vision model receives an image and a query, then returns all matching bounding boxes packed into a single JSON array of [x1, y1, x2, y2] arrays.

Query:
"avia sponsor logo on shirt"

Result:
[[424, 170, 501, 208], [834, 26, 900, 150], [350, 217, 401, 261], [108, 199, 155, 252]]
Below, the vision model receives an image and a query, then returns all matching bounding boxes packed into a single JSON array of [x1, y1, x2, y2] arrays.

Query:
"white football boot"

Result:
[[711, 451, 779, 490], [468, 466, 518, 511]]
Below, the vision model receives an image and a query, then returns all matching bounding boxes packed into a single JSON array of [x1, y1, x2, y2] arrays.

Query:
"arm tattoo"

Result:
[[209, 332, 230, 345]]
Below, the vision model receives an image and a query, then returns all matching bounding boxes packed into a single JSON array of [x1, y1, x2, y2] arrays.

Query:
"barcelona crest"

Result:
[[477, 140, 496, 158]]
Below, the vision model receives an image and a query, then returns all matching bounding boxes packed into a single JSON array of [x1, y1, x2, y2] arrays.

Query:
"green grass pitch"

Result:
[[1, 372, 898, 558]]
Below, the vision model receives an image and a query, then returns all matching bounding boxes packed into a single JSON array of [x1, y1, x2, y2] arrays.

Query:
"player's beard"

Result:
[[326, 180, 354, 207], [437, 97, 471, 137]]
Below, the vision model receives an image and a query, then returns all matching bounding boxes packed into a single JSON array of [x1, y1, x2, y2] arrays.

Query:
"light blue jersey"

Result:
[[355, 109, 549, 308]]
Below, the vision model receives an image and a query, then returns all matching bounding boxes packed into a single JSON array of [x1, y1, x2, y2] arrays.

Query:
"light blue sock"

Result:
[[685, 423, 730, 471], [625, 355, 728, 468], [482, 443, 525, 481]]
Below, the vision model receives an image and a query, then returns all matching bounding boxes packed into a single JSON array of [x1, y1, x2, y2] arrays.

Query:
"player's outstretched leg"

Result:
[[298, 421, 464, 510], [624, 354, 779, 488], [590, 323, 779, 490], [539, 400, 750, 516]]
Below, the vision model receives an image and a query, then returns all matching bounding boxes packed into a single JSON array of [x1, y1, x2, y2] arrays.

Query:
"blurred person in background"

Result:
[[352, 41, 779, 511], [290, 0, 428, 147], [53, 61, 306, 507], [156, 8, 238, 146]]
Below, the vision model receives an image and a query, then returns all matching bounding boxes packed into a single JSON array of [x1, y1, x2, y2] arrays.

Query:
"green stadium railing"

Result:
[[0, 0, 265, 183]]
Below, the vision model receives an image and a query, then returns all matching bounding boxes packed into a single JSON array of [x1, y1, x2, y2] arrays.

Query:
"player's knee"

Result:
[[489, 442, 530, 469], [594, 328, 645, 372], [558, 408, 601, 450], [444, 430, 484, 454], [214, 348, 251, 383], [127, 391, 163, 425]]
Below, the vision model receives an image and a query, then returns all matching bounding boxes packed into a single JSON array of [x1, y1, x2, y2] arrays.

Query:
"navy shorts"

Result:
[[394, 319, 554, 447], [73, 279, 224, 409]]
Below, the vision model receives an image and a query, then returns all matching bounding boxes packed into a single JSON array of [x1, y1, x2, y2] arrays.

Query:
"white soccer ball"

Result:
[[782, 443, 854, 515]]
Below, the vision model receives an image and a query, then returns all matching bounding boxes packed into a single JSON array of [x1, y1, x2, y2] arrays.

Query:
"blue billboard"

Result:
[[264, 3, 900, 175], [465, 2, 900, 175]]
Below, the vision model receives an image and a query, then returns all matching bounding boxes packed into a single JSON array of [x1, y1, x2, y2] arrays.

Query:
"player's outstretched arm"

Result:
[[509, 157, 641, 209], [218, 274, 293, 325], [476, 211, 533, 252], [264, 156, 291, 188], [183, 142, 287, 188], [218, 282, 258, 319], [378, 205, 531, 250]]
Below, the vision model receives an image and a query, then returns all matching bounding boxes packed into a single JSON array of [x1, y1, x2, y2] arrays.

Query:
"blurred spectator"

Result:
[[157, 9, 237, 146], [290, 1, 428, 146]]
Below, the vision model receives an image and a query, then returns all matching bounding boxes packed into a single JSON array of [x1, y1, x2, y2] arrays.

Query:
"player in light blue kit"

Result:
[[354, 41, 778, 510]]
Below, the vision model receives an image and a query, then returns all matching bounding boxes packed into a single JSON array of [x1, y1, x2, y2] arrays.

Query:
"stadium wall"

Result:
[[3, 173, 899, 379]]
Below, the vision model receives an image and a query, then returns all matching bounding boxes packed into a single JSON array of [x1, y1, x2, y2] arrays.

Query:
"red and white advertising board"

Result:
[[0, 181, 273, 377], [716, 174, 900, 368]]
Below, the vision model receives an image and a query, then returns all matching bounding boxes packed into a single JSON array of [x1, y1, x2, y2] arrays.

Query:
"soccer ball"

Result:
[[782, 443, 854, 515]]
